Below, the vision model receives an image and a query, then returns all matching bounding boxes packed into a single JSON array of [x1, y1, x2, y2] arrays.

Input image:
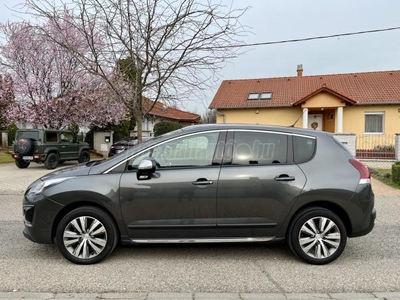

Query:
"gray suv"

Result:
[[12, 129, 90, 169], [22, 124, 375, 265]]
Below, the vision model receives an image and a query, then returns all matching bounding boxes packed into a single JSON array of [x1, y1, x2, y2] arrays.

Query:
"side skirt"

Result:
[[121, 237, 277, 245]]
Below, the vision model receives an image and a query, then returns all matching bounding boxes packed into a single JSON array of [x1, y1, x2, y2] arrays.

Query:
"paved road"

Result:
[[0, 162, 400, 296]]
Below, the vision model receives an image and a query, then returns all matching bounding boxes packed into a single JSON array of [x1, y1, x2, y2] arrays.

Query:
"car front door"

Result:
[[216, 130, 307, 238], [119, 131, 226, 240]]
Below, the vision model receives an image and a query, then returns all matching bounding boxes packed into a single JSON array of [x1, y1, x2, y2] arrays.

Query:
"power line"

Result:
[[222, 26, 400, 49]]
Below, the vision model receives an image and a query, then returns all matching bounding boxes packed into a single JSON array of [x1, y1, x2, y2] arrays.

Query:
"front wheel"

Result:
[[288, 207, 347, 265], [55, 206, 118, 264]]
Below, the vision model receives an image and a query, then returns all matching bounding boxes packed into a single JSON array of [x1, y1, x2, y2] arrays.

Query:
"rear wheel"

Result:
[[44, 153, 59, 169], [288, 207, 347, 265], [15, 159, 30, 169], [78, 150, 90, 163], [55, 206, 118, 264]]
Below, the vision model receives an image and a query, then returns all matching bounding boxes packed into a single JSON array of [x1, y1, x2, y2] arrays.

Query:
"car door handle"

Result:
[[274, 174, 295, 182], [192, 178, 214, 186]]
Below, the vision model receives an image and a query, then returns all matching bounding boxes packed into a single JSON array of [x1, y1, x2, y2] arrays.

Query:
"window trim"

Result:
[[364, 112, 384, 134]]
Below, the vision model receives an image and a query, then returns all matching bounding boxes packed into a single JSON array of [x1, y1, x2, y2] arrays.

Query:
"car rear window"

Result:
[[293, 135, 316, 164], [16, 131, 39, 141]]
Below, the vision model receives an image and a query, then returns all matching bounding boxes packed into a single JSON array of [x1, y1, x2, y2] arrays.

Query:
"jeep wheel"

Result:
[[16, 138, 34, 156], [45, 153, 59, 169], [15, 159, 30, 169], [78, 151, 90, 163]]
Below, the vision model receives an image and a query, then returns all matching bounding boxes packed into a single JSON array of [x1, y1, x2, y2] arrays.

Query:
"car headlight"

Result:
[[27, 177, 72, 196]]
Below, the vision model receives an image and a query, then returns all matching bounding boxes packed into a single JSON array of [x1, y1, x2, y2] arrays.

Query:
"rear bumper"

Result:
[[350, 207, 376, 237]]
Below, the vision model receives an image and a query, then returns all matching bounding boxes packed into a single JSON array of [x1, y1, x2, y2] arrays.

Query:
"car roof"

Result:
[[177, 123, 332, 137]]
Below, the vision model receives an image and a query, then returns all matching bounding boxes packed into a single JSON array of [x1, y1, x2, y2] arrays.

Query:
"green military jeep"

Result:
[[12, 129, 91, 169]]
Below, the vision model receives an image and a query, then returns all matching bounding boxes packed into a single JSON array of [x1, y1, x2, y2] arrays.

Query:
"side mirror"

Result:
[[137, 158, 157, 180]]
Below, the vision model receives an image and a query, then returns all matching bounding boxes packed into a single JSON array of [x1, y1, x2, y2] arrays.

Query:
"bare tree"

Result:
[[22, 0, 249, 140], [200, 109, 216, 124]]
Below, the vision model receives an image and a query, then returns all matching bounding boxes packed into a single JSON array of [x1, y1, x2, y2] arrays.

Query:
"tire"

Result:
[[44, 153, 59, 169], [55, 206, 118, 265], [15, 159, 30, 169], [16, 138, 34, 156], [288, 207, 347, 265], [78, 150, 90, 163]]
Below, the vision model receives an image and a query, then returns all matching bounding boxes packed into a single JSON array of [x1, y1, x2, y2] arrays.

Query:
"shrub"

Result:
[[153, 121, 182, 137], [392, 162, 400, 184]]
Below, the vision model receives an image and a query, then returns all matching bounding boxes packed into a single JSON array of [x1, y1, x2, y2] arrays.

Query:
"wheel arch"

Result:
[[285, 201, 352, 238], [44, 147, 60, 157], [79, 147, 90, 155], [51, 201, 121, 242]]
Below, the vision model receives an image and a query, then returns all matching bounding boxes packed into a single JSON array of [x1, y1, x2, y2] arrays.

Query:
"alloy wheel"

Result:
[[298, 216, 341, 259], [63, 216, 108, 259]]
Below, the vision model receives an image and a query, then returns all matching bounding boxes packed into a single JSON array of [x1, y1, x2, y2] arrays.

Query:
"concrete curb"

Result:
[[1, 292, 400, 300]]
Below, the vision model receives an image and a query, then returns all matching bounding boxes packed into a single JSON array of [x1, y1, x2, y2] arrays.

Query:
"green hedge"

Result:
[[393, 162, 400, 184], [154, 121, 182, 137]]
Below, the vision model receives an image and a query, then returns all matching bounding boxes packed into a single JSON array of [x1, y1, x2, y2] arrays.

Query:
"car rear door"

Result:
[[216, 130, 307, 238], [119, 130, 226, 240]]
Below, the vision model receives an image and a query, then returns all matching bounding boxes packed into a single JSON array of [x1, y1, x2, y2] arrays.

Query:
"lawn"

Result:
[[0, 151, 14, 164], [371, 168, 400, 190]]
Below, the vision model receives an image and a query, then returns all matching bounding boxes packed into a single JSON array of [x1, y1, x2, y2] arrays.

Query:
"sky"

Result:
[[1, 0, 400, 115]]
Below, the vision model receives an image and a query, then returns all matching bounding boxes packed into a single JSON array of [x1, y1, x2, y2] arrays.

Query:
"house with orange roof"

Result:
[[135, 99, 200, 136], [209, 65, 400, 137]]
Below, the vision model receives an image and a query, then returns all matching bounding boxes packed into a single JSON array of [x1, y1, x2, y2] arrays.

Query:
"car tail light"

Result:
[[12, 153, 20, 159], [349, 159, 370, 184]]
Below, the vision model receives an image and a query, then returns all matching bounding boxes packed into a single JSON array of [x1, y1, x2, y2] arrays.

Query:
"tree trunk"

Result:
[[136, 113, 143, 142]]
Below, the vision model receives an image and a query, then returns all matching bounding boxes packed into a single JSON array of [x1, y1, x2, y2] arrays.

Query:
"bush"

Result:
[[153, 121, 182, 137], [393, 162, 400, 184], [8, 124, 18, 145]]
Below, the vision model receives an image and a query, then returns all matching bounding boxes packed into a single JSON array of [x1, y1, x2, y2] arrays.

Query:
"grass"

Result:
[[371, 168, 400, 190], [0, 150, 14, 164]]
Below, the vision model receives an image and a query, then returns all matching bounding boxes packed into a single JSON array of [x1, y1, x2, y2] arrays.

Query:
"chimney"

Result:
[[297, 64, 303, 77]]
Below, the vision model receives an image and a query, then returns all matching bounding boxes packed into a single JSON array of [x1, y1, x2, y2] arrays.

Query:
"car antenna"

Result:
[[289, 110, 306, 127]]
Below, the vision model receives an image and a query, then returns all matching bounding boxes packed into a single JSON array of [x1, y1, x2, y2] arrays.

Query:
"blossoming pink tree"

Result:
[[0, 74, 14, 128], [0, 21, 127, 129], [21, 0, 249, 140]]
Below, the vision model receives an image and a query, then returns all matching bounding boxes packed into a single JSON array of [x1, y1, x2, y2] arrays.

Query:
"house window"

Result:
[[247, 92, 273, 100], [260, 92, 272, 100], [247, 93, 260, 100], [365, 112, 384, 134]]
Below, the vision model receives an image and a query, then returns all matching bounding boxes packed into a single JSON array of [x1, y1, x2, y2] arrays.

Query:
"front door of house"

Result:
[[308, 113, 323, 131]]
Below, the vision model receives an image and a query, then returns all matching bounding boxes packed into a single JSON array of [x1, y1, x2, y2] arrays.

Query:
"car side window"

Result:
[[293, 135, 316, 163], [127, 132, 219, 170], [60, 132, 73, 143], [46, 132, 58, 143], [232, 131, 288, 165]]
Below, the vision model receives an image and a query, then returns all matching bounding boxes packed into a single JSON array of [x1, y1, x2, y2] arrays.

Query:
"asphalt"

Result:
[[0, 162, 399, 300]]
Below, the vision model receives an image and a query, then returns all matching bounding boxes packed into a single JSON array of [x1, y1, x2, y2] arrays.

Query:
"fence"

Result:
[[335, 133, 400, 170], [356, 134, 395, 160]]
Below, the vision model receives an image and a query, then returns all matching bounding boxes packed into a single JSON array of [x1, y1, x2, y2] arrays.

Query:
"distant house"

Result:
[[209, 65, 400, 136], [134, 99, 201, 136]]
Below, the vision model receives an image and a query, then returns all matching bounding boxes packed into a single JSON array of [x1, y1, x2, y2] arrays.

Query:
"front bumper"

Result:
[[23, 193, 64, 244]]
